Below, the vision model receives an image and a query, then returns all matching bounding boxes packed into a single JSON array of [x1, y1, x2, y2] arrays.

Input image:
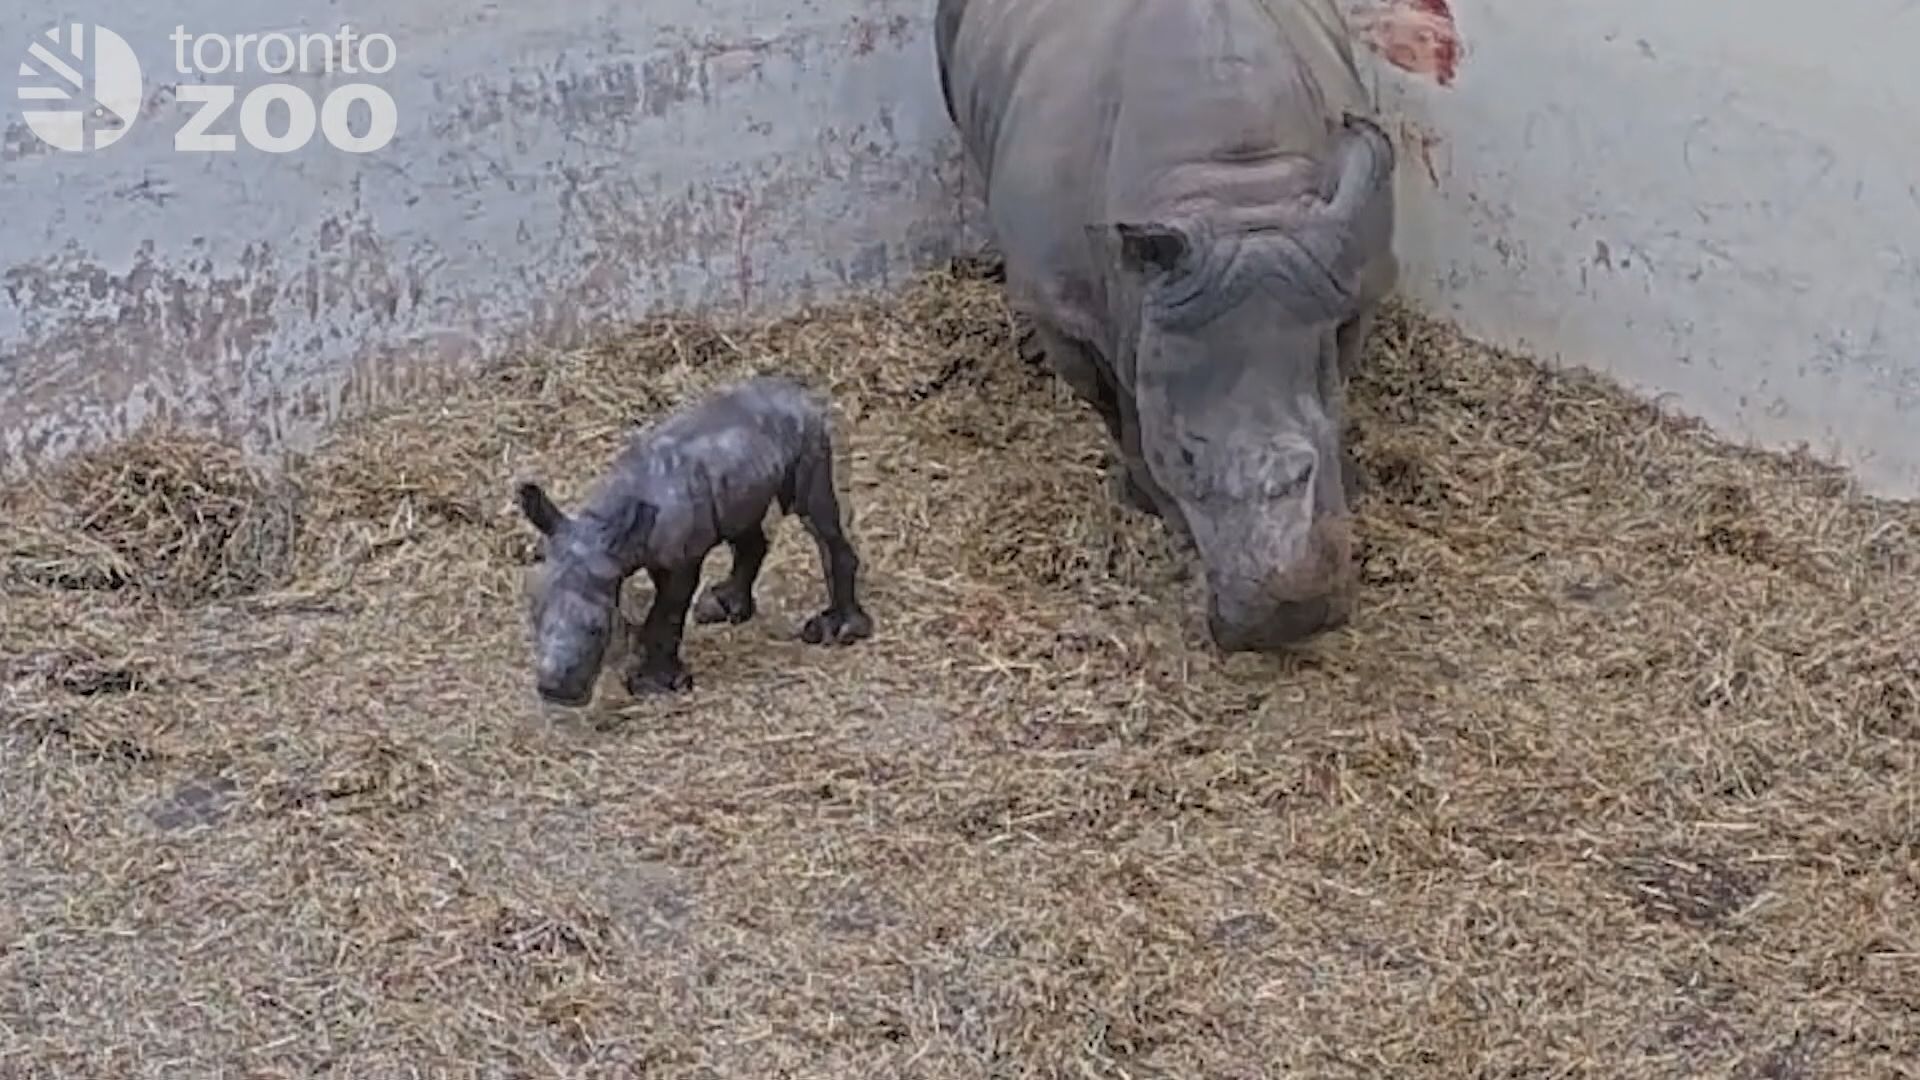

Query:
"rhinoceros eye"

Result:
[[1274, 456, 1315, 497], [1290, 461, 1315, 492]]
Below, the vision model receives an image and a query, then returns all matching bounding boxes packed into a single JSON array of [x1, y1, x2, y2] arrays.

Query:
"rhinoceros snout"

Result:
[[536, 669, 595, 707], [1197, 513, 1357, 652], [534, 647, 603, 707], [1206, 590, 1353, 652]]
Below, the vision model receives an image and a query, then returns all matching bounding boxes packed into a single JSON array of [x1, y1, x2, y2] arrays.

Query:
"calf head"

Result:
[[1097, 116, 1393, 651], [515, 480, 657, 705]]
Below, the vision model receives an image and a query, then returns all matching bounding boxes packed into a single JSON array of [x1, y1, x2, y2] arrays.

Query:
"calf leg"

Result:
[[694, 525, 768, 625], [791, 449, 874, 646], [624, 564, 701, 694]]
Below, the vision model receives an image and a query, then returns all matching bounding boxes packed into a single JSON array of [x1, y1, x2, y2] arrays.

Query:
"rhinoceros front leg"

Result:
[[1027, 321, 1105, 415], [1335, 307, 1373, 384], [1337, 250, 1397, 383], [792, 448, 875, 646], [693, 525, 767, 626], [1101, 410, 1167, 516], [625, 564, 701, 695], [1028, 322, 1164, 516], [1333, 309, 1370, 505]]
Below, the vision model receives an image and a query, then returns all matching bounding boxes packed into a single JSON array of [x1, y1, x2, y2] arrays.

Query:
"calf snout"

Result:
[[535, 679, 593, 707], [534, 659, 597, 707]]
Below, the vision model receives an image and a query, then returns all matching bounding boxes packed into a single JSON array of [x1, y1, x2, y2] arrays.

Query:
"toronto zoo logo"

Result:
[[16, 22, 398, 154], [16, 23, 142, 151]]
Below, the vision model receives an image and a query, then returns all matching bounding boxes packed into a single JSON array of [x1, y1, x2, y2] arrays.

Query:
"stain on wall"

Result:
[[12, 0, 1915, 505], [1351, 0, 1464, 86], [0, 0, 969, 474], [1356, 0, 1920, 499], [1396, 120, 1446, 185]]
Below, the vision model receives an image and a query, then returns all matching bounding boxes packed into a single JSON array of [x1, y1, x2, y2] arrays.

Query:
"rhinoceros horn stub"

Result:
[[1227, 115, 1395, 325], [1306, 114, 1394, 225], [1085, 116, 1395, 327]]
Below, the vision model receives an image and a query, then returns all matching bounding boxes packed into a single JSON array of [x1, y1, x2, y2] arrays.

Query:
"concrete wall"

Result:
[[1350, 0, 1920, 499], [1, 0, 969, 473], [7, 0, 1917, 501]]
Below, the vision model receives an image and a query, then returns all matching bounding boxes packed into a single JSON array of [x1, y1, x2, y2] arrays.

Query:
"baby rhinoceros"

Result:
[[515, 375, 874, 704]]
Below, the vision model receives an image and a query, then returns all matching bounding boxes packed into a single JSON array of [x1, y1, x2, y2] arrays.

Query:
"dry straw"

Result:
[[1, 261, 1914, 1077]]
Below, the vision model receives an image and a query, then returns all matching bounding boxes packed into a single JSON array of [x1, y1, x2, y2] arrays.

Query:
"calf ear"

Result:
[[610, 499, 659, 566], [517, 481, 568, 536]]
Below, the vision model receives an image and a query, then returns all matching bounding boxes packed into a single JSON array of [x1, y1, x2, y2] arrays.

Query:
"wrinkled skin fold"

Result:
[[935, 0, 1399, 650]]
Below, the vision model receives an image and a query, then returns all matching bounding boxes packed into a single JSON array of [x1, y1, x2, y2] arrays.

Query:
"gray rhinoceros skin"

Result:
[[515, 376, 873, 703], [935, 0, 1399, 651]]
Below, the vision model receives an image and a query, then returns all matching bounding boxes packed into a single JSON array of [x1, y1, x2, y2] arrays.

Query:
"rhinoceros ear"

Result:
[[517, 480, 569, 536], [1111, 221, 1191, 274], [1310, 113, 1395, 220], [609, 499, 659, 567]]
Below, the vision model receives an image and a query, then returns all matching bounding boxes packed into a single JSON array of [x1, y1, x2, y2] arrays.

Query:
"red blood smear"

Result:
[[1364, 0, 1462, 87]]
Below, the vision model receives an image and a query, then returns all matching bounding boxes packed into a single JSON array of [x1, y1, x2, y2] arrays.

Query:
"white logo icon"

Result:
[[17, 23, 144, 152]]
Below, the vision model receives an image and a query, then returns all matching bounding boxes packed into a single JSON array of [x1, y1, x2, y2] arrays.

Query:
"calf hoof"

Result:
[[624, 663, 694, 696], [802, 607, 873, 646], [694, 583, 756, 625]]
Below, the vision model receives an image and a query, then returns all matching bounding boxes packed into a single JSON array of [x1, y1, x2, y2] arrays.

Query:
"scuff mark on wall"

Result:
[[847, 14, 913, 56], [2, 120, 53, 163], [1357, 0, 1920, 498], [0, 0, 966, 476], [1397, 120, 1445, 185], [3, 240, 283, 428], [1351, 0, 1464, 86]]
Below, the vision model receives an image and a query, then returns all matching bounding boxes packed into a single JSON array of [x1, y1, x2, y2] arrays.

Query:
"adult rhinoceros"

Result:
[[934, 0, 1398, 650]]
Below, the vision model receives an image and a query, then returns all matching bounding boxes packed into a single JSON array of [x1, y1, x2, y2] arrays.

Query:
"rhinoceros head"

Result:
[[1098, 116, 1393, 652], [516, 480, 657, 705]]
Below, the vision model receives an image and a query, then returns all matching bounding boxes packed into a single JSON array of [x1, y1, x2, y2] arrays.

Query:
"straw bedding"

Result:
[[1, 260, 1915, 1078]]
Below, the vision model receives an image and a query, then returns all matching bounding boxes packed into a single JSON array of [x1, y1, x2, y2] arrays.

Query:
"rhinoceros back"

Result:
[[935, 0, 1376, 343]]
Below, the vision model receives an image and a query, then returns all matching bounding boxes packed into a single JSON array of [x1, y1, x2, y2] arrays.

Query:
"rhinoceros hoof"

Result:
[[1107, 465, 1160, 516], [1341, 448, 1367, 503], [625, 661, 694, 696], [951, 251, 1006, 282], [1015, 324, 1046, 366], [694, 582, 756, 625], [802, 607, 873, 646]]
